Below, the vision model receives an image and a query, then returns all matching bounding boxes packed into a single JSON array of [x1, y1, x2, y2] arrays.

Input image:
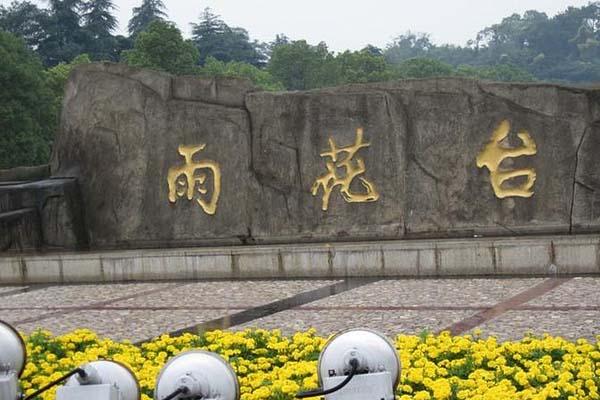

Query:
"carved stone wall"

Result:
[[49, 63, 600, 250], [0, 179, 87, 251]]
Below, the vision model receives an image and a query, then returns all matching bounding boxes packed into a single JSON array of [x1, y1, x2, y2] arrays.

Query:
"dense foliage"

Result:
[[20, 328, 600, 400], [127, 0, 166, 38], [121, 20, 199, 75], [191, 7, 266, 67], [385, 3, 600, 83], [200, 56, 285, 91], [2, 1, 600, 168], [0, 31, 56, 169]]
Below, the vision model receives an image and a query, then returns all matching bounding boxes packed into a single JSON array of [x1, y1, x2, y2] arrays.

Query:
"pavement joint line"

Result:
[[5, 305, 600, 311], [0, 287, 31, 298], [11, 282, 189, 325], [0, 284, 53, 298], [135, 277, 380, 344], [440, 277, 573, 336]]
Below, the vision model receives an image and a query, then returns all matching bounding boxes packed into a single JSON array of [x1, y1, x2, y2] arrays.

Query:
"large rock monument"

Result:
[[5, 63, 600, 251]]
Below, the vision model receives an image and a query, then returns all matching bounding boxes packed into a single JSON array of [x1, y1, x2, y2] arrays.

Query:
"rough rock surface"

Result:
[[246, 89, 406, 242], [366, 80, 590, 237], [572, 120, 600, 232], [0, 179, 87, 251], [50, 63, 600, 249], [0, 208, 41, 251], [52, 63, 253, 248]]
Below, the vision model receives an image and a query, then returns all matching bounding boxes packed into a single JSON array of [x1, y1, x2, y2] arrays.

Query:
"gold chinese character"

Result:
[[167, 144, 221, 215], [311, 128, 380, 211], [477, 120, 537, 199]]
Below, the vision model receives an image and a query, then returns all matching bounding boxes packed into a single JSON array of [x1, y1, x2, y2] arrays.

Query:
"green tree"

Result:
[[385, 32, 433, 64], [380, 3, 600, 83], [191, 7, 264, 66], [81, 0, 117, 60], [200, 57, 284, 91], [472, 4, 600, 81], [0, 31, 57, 168], [127, 0, 167, 37], [2, 0, 129, 63], [121, 20, 199, 75], [456, 63, 535, 82], [0, 1, 49, 50], [82, 0, 116, 36], [37, 0, 87, 66], [393, 58, 454, 79], [268, 40, 339, 90], [336, 47, 391, 84], [271, 33, 290, 48]]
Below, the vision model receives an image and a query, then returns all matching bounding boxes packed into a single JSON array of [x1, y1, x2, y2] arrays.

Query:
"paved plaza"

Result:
[[0, 276, 598, 342]]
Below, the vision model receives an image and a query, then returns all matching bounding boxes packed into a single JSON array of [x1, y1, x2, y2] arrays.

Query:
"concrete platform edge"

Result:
[[1, 235, 599, 283]]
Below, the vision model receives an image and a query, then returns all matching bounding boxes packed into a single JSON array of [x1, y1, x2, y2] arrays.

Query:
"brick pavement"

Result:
[[0, 277, 598, 342]]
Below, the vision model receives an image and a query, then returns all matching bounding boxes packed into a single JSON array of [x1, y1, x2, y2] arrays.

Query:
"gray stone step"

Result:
[[0, 164, 50, 183], [0, 178, 76, 212], [0, 234, 598, 284]]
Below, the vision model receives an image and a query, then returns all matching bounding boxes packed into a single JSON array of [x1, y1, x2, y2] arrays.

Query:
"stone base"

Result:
[[0, 235, 598, 283]]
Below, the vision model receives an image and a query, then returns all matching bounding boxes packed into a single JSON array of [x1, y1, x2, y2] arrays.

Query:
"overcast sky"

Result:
[[1, 0, 593, 51]]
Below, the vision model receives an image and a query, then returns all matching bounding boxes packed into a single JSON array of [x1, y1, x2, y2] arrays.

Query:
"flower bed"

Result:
[[20, 329, 600, 400]]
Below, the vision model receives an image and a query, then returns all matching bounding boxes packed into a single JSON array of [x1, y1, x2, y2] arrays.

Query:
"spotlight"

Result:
[[0, 320, 26, 400], [296, 328, 400, 400], [18, 360, 140, 400], [154, 350, 240, 400], [55, 361, 140, 400]]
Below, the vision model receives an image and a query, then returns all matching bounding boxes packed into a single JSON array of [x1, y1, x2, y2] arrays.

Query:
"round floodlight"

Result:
[[63, 360, 140, 400], [0, 320, 26, 377], [154, 350, 239, 400], [317, 328, 400, 390]]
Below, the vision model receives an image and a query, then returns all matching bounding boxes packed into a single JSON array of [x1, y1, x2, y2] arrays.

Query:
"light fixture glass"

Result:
[[0, 320, 26, 377]]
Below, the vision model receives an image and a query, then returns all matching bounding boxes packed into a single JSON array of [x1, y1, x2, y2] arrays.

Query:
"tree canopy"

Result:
[[0, 31, 57, 168], [122, 20, 199, 75], [191, 7, 265, 66], [0, 0, 130, 64], [0, 1, 48, 50], [127, 0, 167, 37], [83, 0, 117, 37], [336, 48, 391, 84], [200, 56, 285, 91], [35, 0, 87, 66], [268, 40, 338, 90], [82, 0, 119, 60], [384, 3, 600, 82], [3, 0, 600, 169]]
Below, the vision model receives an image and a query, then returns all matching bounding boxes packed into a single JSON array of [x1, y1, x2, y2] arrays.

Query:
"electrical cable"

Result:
[[295, 358, 359, 398], [23, 368, 87, 400], [162, 386, 191, 400]]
